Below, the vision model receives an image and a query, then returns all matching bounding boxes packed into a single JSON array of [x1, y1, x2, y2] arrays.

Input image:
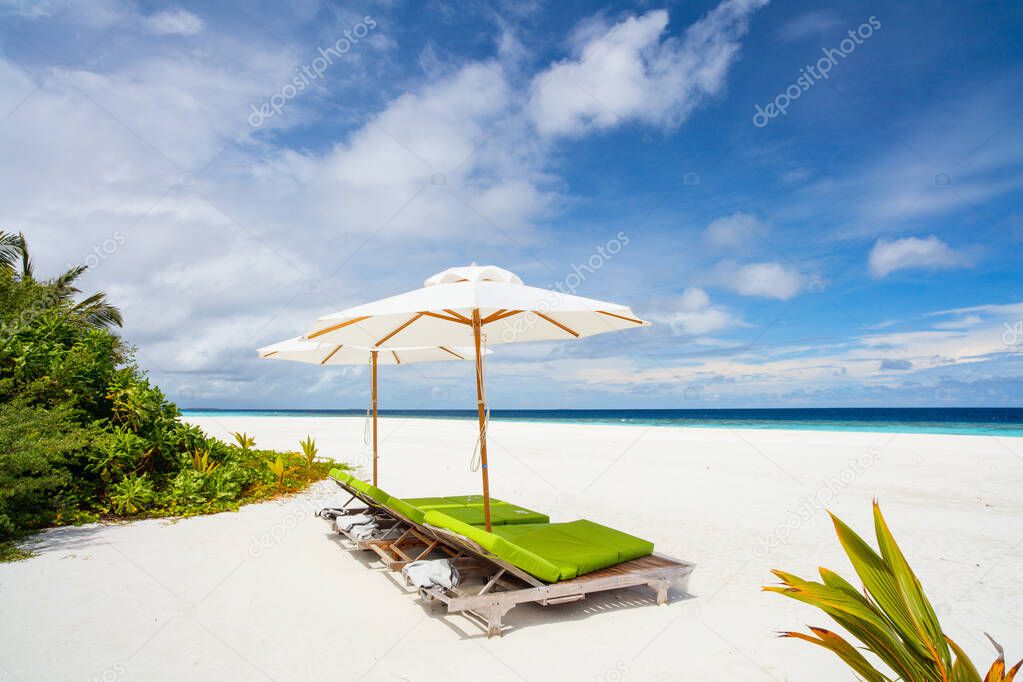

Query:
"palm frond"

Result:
[[71, 291, 124, 328], [51, 264, 87, 297], [0, 230, 21, 271], [766, 503, 1019, 682], [17, 232, 32, 279]]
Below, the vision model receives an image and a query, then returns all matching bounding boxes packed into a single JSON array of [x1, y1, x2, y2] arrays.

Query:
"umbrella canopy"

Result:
[[258, 337, 473, 365], [301, 264, 650, 531], [305, 264, 648, 347], [257, 338, 482, 485]]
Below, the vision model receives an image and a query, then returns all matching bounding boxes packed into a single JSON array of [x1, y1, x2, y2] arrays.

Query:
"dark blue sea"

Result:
[[181, 408, 1023, 437]]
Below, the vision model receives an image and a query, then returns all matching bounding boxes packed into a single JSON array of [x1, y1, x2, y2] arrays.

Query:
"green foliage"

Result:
[[299, 435, 318, 465], [0, 231, 338, 560], [0, 401, 90, 540], [766, 502, 1021, 682], [264, 454, 299, 493], [109, 473, 156, 515]]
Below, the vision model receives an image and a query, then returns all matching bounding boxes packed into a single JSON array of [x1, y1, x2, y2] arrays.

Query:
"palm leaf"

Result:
[[17, 232, 32, 279], [71, 291, 123, 328], [766, 504, 1021, 682], [982, 634, 1023, 682], [830, 511, 941, 668], [948, 636, 983, 682], [873, 502, 952, 673], [0, 230, 20, 271], [780, 627, 892, 682], [51, 264, 86, 297]]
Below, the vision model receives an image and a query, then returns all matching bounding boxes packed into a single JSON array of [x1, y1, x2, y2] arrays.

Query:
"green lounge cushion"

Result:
[[492, 523, 619, 575], [430, 504, 549, 527], [492, 505, 550, 526], [384, 496, 426, 524], [567, 519, 654, 562], [422, 512, 655, 582], [402, 495, 507, 509], [345, 477, 391, 505], [422, 510, 566, 583], [399, 496, 548, 526], [329, 468, 353, 484], [400, 496, 456, 509]]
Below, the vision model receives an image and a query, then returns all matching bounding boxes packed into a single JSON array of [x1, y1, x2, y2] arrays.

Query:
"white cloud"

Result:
[[143, 8, 204, 36], [703, 211, 767, 249], [717, 261, 804, 299], [529, 0, 769, 137], [654, 287, 741, 335], [0, 3, 767, 405], [776, 10, 841, 43], [868, 235, 966, 278]]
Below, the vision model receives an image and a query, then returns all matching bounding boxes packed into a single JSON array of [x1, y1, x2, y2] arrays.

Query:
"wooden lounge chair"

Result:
[[324, 470, 548, 570], [323, 470, 695, 637]]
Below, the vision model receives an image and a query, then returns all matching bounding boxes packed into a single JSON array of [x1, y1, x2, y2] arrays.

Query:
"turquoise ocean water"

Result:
[[181, 408, 1023, 437]]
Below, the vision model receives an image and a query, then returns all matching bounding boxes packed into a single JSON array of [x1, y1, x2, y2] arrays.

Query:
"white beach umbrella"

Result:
[[303, 264, 650, 530], [257, 337, 480, 485]]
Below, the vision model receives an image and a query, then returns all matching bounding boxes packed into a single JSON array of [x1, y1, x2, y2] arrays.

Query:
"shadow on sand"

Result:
[[320, 525, 697, 639]]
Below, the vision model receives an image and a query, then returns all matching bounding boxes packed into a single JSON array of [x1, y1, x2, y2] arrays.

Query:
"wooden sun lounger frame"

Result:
[[325, 486, 459, 570], [324, 476, 695, 637]]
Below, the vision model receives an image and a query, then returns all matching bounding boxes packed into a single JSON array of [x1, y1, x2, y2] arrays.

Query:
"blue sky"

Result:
[[1, 0, 1022, 409]]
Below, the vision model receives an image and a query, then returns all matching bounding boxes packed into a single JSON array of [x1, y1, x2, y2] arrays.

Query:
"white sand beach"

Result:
[[2, 416, 1021, 681]]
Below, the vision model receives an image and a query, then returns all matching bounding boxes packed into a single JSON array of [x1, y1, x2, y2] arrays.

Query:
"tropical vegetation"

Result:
[[766, 501, 1021, 681], [0, 231, 341, 560]]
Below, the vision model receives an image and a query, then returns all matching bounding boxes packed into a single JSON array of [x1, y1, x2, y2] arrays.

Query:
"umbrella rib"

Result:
[[308, 315, 372, 339], [392, 350, 400, 365], [482, 309, 522, 324], [444, 309, 472, 324], [375, 313, 423, 346], [262, 351, 278, 357], [438, 346, 465, 359], [535, 311, 579, 337], [420, 311, 470, 325], [319, 345, 343, 365], [597, 310, 646, 325]]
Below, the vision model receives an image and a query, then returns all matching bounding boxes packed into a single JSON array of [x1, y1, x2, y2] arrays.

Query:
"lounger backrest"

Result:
[[423, 510, 564, 583], [384, 496, 427, 524], [329, 469, 430, 523]]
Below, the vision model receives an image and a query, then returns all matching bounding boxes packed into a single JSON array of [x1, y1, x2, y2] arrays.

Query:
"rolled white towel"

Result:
[[336, 514, 374, 532], [402, 559, 460, 589], [350, 522, 380, 540]]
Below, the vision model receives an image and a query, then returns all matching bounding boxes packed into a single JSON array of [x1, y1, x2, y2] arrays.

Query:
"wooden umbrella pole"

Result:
[[371, 350, 379, 486], [471, 309, 492, 531]]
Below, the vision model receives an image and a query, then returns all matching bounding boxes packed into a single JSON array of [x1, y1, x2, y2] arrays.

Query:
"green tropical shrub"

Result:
[[109, 473, 156, 515], [299, 435, 318, 465], [766, 502, 1021, 681], [0, 231, 343, 559]]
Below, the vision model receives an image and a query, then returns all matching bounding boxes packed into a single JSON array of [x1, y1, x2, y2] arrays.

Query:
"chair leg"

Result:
[[651, 578, 669, 605], [487, 604, 503, 638]]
